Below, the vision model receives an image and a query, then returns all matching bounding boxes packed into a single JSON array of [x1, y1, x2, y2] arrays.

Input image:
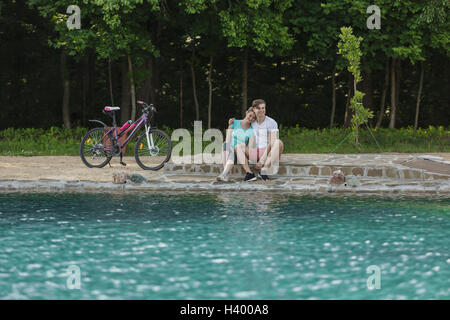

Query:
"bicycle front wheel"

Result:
[[134, 129, 172, 170], [80, 127, 113, 168]]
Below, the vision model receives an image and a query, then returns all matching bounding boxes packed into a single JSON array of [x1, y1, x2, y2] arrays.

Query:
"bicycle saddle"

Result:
[[104, 106, 120, 111]]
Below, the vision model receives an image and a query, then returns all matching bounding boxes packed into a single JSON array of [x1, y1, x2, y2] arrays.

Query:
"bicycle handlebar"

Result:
[[137, 100, 156, 114]]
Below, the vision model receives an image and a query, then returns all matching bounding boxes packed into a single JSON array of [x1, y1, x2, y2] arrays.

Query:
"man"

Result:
[[230, 99, 284, 180]]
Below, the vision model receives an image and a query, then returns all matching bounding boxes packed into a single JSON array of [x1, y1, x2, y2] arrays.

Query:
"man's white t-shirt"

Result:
[[251, 116, 278, 148]]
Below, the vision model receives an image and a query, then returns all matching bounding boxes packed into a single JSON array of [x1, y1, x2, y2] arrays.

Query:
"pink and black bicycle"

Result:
[[80, 101, 172, 170]]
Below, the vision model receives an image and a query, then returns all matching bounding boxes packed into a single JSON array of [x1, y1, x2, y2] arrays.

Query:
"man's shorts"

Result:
[[249, 147, 266, 162], [249, 147, 281, 162]]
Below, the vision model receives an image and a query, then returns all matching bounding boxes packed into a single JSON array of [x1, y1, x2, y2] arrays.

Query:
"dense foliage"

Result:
[[1, 0, 449, 131]]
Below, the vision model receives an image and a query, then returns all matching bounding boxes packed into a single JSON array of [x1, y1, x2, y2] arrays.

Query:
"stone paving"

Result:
[[0, 154, 449, 197], [1, 174, 448, 198], [158, 153, 450, 197], [165, 153, 450, 181]]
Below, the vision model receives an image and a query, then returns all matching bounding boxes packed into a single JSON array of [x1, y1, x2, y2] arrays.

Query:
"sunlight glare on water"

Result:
[[0, 193, 449, 299]]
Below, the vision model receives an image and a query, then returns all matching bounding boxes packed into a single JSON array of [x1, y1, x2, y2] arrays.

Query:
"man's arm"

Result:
[[269, 129, 279, 146], [255, 130, 270, 169], [266, 118, 279, 149]]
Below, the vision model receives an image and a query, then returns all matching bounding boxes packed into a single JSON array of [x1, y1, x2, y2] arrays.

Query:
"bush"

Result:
[[0, 125, 448, 156]]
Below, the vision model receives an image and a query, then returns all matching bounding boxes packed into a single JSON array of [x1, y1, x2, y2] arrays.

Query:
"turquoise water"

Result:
[[0, 193, 448, 300]]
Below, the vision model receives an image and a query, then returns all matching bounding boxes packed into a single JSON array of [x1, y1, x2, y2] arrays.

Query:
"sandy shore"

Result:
[[0, 156, 152, 182], [1, 153, 449, 182]]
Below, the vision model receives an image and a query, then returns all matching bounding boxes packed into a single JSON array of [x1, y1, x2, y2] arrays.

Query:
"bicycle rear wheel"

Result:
[[80, 127, 113, 168], [134, 129, 172, 170]]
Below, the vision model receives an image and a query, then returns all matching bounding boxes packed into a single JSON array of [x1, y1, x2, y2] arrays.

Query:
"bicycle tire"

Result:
[[134, 129, 172, 170], [80, 127, 113, 168]]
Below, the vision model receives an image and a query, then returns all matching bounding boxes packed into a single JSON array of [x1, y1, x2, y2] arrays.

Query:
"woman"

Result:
[[216, 107, 257, 182]]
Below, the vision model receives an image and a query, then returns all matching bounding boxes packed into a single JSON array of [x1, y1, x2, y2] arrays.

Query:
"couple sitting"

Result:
[[217, 99, 284, 182]]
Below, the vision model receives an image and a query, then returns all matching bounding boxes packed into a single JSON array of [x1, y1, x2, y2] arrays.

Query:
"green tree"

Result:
[[28, 0, 160, 122], [181, 1, 223, 127], [338, 26, 374, 151], [220, 0, 294, 116], [185, 0, 294, 116], [412, 0, 450, 132], [289, 1, 349, 128]]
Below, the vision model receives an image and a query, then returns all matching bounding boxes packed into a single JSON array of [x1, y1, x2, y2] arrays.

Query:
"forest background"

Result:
[[0, 0, 449, 154]]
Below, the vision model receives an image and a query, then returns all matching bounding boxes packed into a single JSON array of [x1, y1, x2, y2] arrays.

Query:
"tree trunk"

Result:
[[136, 58, 152, 104], [376, 58, 390, 129], [148, 57, 156, 104], [362, 70, 373, 125], [389, 58, 397, 128], [395, 60, 401, 114], [128, 54, 136, 121], [242, 47, 248, 117], [89, 49, 96, 113], [414, 61, 424, 133], [344, 72, 353, 128], [207, 56, 213, 129], [330, 61, 337, 128], [179, 67, 183, 128], [60, 50, 71, 129], [354, 78, 358, 152], [108, 58, 114, 106], [191, 50, 200, 121], [82, 56, 89, 126], [150, 17, 162, 102], [120, 58, 131, 123]]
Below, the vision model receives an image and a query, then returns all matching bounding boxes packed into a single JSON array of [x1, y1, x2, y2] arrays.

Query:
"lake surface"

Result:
[[0, 193, 448, 299]]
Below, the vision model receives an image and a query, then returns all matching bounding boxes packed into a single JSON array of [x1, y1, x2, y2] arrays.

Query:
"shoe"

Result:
[[244, 172, 257, 182], [257, 171, 269, 181], [216, 174, 230, 182]]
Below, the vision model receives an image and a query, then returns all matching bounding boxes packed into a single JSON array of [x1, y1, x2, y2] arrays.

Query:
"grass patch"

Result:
[[280, 125, 450, 153], [0, 125, 448, 156]]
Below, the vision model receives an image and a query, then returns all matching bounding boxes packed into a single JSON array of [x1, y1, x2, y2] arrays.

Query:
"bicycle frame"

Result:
[[103, 112, 151, 153], [81, 101, 170, 170]]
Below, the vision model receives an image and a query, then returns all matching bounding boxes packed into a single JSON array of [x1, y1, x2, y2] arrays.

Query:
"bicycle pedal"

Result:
[[120, 161, 127, 166]]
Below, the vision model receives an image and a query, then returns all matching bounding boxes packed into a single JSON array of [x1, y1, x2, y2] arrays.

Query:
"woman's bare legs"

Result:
[[235, 143, 252, 173], [219, 142, 234, 177], [218, 143, 253, 181]]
